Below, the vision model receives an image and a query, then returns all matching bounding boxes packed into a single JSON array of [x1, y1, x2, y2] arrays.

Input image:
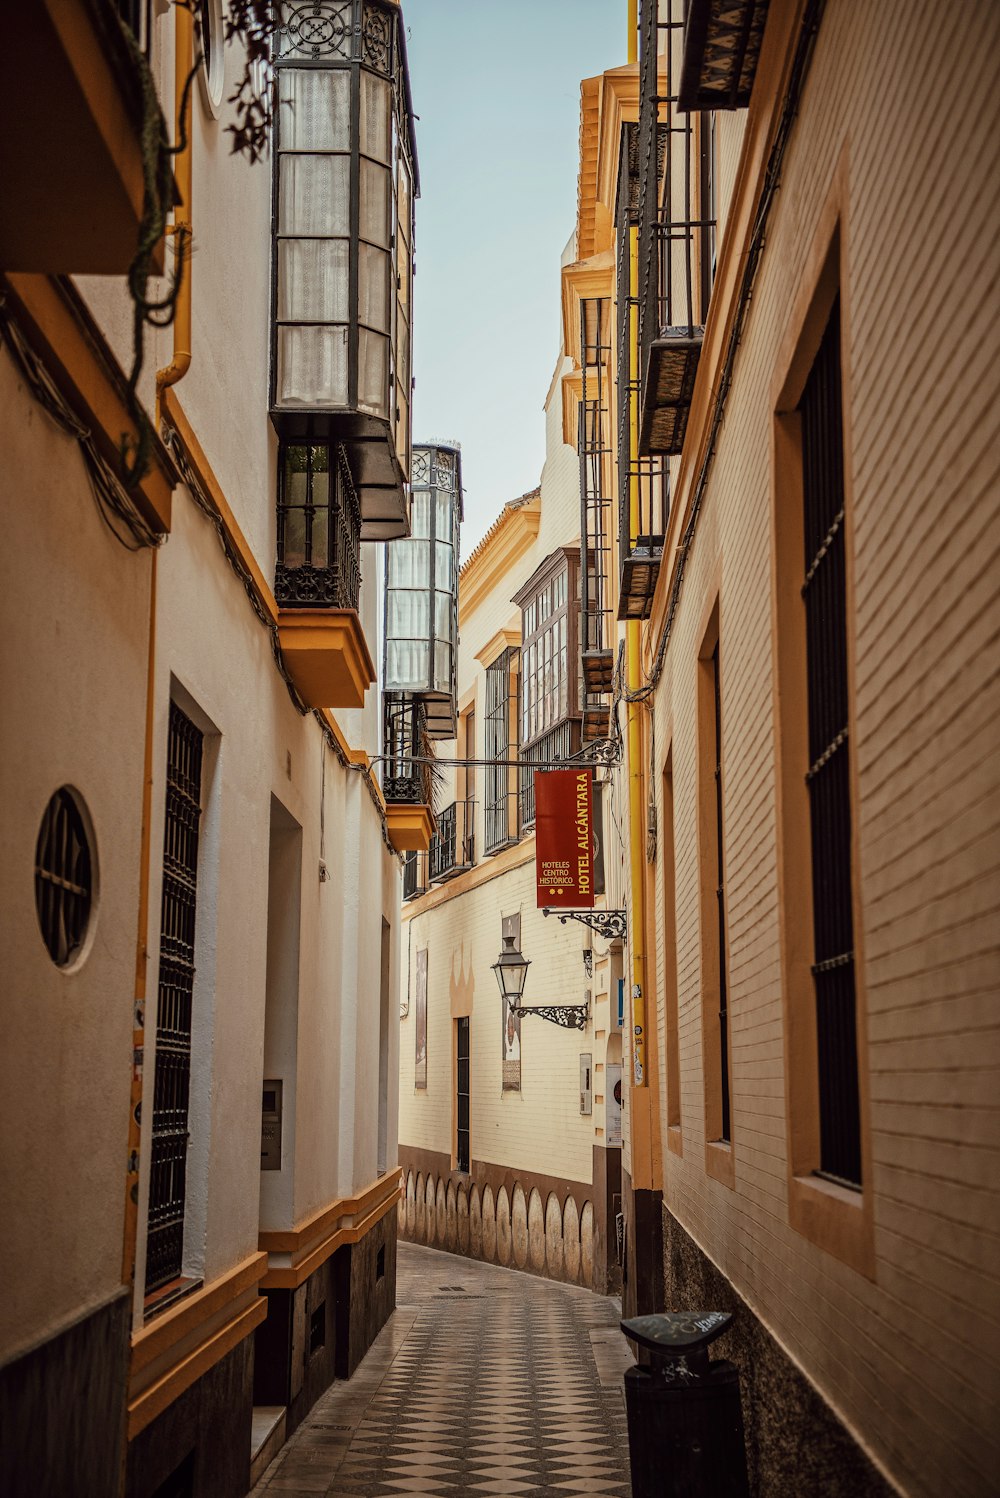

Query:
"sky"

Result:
[[404, 1, 623, 554]]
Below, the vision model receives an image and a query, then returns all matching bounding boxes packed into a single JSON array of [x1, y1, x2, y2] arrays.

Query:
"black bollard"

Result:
[[620, 1311, 750, 1498]]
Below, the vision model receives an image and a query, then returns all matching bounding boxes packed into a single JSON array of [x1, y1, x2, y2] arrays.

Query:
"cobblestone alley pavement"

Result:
[[252, 1241, 635, 1497]]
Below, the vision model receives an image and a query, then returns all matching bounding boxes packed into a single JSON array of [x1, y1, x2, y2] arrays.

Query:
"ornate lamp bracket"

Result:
[[542, 908, 627, 943], [510, 999, 590, 1031]]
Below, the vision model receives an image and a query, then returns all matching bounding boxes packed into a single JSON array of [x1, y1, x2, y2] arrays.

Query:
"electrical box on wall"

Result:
[[261, 1080, 283, 1170], [580, 1054, 593, 1115]]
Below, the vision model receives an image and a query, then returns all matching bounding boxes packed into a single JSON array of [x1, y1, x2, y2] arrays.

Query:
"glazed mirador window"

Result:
[[520, 561, 573, 746]]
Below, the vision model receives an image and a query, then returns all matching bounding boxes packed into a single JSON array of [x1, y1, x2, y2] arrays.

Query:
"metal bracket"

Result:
[[511, 1000, 590, 1031], [542, 908, 627, 943]]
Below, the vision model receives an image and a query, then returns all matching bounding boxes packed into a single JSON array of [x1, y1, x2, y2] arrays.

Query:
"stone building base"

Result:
[[0, 1289, 130, 1498], [662, 1205, 896, 1498]]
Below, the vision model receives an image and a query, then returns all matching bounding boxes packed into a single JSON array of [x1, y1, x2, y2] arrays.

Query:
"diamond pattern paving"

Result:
[[252, 1241, 632, 1497]]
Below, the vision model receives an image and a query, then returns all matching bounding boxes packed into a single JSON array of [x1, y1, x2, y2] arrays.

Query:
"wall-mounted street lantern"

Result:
[[270, 0, 417, 538], [491, 933, 589, 1032]]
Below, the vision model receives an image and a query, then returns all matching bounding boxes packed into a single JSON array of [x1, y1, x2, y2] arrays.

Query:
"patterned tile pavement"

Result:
[[251, 1241, 635, 1497]]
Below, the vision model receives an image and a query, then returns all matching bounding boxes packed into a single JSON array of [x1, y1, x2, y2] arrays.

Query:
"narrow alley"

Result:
[[250, 1243, 633, 1498]]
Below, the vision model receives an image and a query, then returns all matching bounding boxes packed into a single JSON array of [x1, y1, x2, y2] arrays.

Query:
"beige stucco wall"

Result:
[[0, 354, 151, 1362], [640, 3, 1000, 1495]]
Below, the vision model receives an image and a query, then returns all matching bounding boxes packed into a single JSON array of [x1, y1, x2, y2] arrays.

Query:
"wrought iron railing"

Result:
[[383, 693, 434, 805], [403, 850, 429, 901], [429, 799, 476, 881], [518, 721, 579, 829], [275, 442, 362, 611]]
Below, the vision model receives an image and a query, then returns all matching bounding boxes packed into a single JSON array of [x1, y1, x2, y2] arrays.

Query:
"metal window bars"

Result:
[[616, 121, 670, 620], [637, 0, 715, 458], [403, 849, 428, 901], [484, 648, 520, 855], [800, 299, 861, 1190], [518, 721, 580, 829], [146, 702, 203, 1295], [383, 692, 433, 806], [275, 441, 362, 610], [429, 798, 476, 882], [578, 298, 616, 693]]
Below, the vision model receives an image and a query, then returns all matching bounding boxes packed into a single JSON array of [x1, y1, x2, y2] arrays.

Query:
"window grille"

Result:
[[800, 299, 861, 1188], [383, 692, 430, 804], [146, 702, 204, 1295], [456, 1017, 470, 1173], [34, 788, 93, 967], [484, 648, 520, 854], [276, 441, 361, 609], [429, 799, 475, 882], [518, 721, 578, 830], [403, 850, 428, 901], [711, 643, 731, 1143]]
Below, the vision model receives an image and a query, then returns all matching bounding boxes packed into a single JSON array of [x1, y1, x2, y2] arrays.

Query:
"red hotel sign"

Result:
[[534, 769, 594, 909]]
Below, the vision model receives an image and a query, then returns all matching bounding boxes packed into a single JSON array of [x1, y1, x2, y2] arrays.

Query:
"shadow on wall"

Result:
[[397, 1170, 597, 1288]]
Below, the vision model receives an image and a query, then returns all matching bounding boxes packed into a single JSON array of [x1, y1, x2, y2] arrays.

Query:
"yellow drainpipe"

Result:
[[156, 0, 195, 415], [123, 3, 194, 1295]]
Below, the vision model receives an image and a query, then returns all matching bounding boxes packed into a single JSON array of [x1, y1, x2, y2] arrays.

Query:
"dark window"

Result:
[[146, 702, 204, 1295], [799, 299, 861, 1189], [376, 1244, 386, 1280], [151, 1451, 195, 1498], [484, 648, 520, 853], [711, 643, 730, 1144], [276, 442, 361, 610], [456, 1017, 470, 1173], [34, 788, 93, 967]]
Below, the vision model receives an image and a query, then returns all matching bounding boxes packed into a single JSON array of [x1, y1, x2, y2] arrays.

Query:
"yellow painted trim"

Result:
[[474, 627, 521, 668], [459, 497, 541, 623], [162, 389, 277, 621], [131, 1251, 269, 1375], [261, 1185, 403, 1290], [385, 804, 434, 853], [127, 1299, 266, 1440], [561, 253, 616, 370], [278, 609, 376, 710], [259, 1171, 401, 1256]]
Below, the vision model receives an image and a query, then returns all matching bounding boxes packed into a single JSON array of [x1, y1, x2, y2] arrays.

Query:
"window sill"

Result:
[[789, 1171, 874, 1278], [705, 1138, 735, 1189], [143, 1274, 203, 1325]]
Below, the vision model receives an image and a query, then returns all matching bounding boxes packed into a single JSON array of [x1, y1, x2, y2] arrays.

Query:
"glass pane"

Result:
[[434, 489, 454, 539], [397, 157, 411, 245], [387, 537, 430, 588], [358, 242, 390, 333], [276, 325, 349, 406], [359, 158, 391, 248], [397, 249, 410, 318], [387, 638, 430, 688], [282, 446, 309, 508], [410, 492, 431, 539], [359, 70, 391, 163], [395, 311, 409, 388], [434, 541, 453, 589], [394, 387, 408, 464], [388, 590, 429, 640], [278, 239, 349, 321], [283, 506, 306, 567], [434, 591, 452, 639], [279, 68, 351, 151], [311, 466, 329, 565], [358, 329, 388, 415], [434, 641, 452, 690], [279, 154, 349, 236]]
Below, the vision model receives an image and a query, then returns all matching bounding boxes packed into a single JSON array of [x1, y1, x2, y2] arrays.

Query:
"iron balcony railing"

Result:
[[429, 799, 475, 882], [403, 850, 429, 901], [383, 693, 434, 805], [275, 441, 362, 610]]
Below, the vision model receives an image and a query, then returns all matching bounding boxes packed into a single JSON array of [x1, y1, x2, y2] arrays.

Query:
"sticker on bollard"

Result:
[[620, 1312, 749, 1498]]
